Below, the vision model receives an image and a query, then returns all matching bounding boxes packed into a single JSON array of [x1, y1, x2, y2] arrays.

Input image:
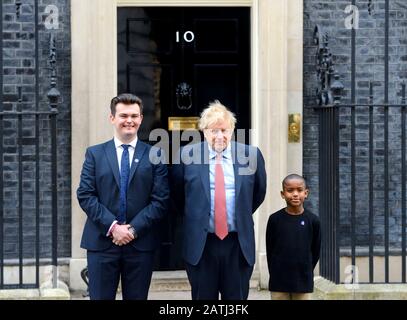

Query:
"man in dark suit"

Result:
[[77, 93, 169, 300], [172, 100, 267, 300]]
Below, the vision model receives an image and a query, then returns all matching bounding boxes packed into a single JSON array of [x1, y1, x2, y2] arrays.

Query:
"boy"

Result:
[[266, 174, 321, 300]]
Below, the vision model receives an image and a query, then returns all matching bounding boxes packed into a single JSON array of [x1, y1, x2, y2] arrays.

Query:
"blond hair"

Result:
[[198, 100, 236, 131]]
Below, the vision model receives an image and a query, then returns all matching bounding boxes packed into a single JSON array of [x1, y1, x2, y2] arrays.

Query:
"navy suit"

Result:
[[77, 139, 169, 299], [172, 141, 267, 299]]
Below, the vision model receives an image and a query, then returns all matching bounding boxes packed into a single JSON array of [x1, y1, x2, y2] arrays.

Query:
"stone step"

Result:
[[149, 270, 260, 292]]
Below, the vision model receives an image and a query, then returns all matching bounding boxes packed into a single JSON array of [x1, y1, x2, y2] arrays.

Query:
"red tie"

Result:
[[214, 153, 228, 240]]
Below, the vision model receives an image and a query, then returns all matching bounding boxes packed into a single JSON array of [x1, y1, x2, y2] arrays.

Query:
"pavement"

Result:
[[149, 289, 270, 300], [71, 288, 270, 300], [70, 270, 271, 300]]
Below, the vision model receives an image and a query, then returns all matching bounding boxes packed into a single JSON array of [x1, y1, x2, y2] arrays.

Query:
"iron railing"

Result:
[[0, 0, 59, 289], [311, 0, 407, 284]]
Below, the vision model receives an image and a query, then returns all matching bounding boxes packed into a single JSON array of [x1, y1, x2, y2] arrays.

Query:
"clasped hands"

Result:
[[111, 224, 135, 246]]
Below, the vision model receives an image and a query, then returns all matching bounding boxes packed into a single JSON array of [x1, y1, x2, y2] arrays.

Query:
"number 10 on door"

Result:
[[176, 31, 195, 43]]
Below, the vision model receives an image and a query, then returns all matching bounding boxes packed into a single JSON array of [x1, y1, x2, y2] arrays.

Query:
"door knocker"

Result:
[[176, 82, 192, 110]]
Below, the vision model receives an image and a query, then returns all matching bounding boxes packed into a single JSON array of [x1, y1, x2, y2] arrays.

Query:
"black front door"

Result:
[[117, 7, 251, 270]]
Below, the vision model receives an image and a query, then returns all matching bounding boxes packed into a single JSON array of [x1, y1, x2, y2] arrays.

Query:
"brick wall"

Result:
[[303, 0, 407, 250], [1, 0, 71, 259]]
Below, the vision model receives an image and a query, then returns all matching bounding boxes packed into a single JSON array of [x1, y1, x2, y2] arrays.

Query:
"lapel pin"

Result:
[[135, 159, 139, 163]]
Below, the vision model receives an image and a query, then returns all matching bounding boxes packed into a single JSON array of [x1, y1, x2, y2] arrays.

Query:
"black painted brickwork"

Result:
[[303, 0, 407, 251], [1, 0, 71, 259]]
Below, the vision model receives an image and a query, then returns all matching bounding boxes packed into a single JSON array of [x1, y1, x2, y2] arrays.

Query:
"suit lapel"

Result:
[[128, 141, 147, 185], [104, 139, 120, 187], [199, 142, 211, 203], [232, 142, 243, 201]]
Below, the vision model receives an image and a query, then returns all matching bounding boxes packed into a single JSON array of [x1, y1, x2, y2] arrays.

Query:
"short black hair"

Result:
[[282, 174, 307, 190], [110, 93, 143, 115]]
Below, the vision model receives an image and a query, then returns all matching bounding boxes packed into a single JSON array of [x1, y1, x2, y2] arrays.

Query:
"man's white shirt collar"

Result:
[[114, 136, 138, 149]]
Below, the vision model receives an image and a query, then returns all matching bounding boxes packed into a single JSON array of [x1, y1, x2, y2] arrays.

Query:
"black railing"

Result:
[[311, 0, 407, 284], [317, 105, 340, 284], [0, 0, 4, 290], [0, 0, 59, 289], [0, 109, 58, 290], [314, 95, 407, 285]]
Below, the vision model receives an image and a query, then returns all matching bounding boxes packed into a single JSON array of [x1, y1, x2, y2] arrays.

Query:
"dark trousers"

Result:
[[185, 232, 253, 300], [87, 244, 154, 300]]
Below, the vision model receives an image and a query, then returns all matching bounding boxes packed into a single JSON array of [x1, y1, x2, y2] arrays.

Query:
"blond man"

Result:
[[172, 100, 267, 300]]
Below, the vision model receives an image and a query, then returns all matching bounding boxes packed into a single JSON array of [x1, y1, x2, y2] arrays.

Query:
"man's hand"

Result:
[[111, 224, 135, 246]]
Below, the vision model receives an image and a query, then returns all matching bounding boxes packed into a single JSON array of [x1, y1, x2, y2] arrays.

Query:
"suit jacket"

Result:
[[172, 141, 267, 266], [77, 139, 169, 252]]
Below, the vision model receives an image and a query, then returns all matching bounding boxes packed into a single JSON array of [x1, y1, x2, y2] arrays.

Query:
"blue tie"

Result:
[[118, 144, 130, 223]]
